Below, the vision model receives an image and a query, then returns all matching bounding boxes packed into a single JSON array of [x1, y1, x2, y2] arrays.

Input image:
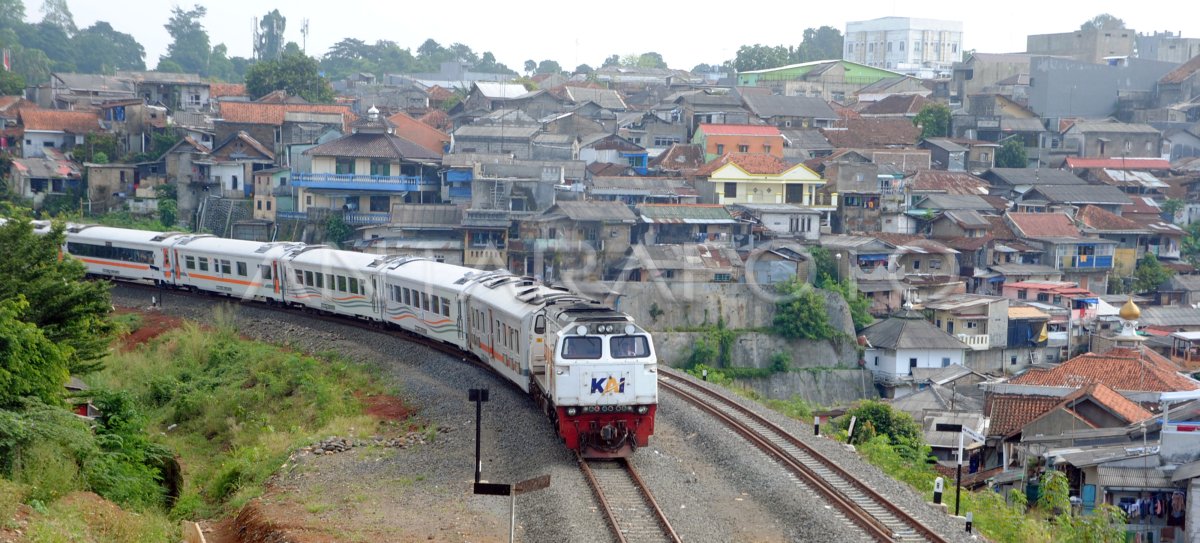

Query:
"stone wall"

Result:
[[740, 369, 877, 406], [655, 331, 857, 369], [612, 282, 854, 334]]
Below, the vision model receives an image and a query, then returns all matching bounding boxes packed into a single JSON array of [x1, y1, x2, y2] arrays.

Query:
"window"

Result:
[[198, 257, 209, 272], [929, 259, 941, 270], [315, 273, 324, 289], [370, 159, 390, 176], [305, 195, 313, 206], [431, 296, 440, 315], [403, 287, 411, 306], [338, 276, 347, 292], [714, 273, 733, 282], [738, 144, 749, 152], [874, 356, 879, 366], [966, 321, 978, 329], [763, 144, 772, 153], [421, 292, 429, 311], [899, 41, 905, 51], [980, 152, 990, 162], [942, 357, 951, 367], [295, 270, 304, 284], [67, 242, 156, 264], [257, 200, 263, 210], [236, 262, 247, 276], [887, 42, 893, 52], [1010, 356, 1018, 366], [909, 358, 917, 368], [370, 196, 389, 213], [336, 158, 355, 174], [611, 336, 650, 358], [715, 143, 725, 155], [185, 255, 195, 270], [724, 183, 737, 198], [218, 259, 231, 275], [349, 277, 360, 295], [266, 201, 272, 211], [1017, 289, 1027, 300], [304, 270, 314, 286], [562, 336, 602, 360], [935, 423, 963, 432], [441, 297, 450, 317], [231, 176, 239, 190], [260, 265, 272, 280], [912, 260, 921, 270]]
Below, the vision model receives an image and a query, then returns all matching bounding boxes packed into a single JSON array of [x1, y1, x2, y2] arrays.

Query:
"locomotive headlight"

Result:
[[637, 405, 649, 415], [566, 407, 578, 417]]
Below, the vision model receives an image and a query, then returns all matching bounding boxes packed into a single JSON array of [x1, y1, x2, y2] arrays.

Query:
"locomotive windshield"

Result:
[[561, 336, 602, 359], [611, 336, 650, 358]]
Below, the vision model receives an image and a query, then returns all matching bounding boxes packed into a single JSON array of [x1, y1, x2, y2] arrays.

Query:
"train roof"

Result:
[[287, 246, 390, 270], [385, 258, 475, 290], [174, 236, 301, 258], [461, 271, 600, 319], [66, 225, 189, 245]]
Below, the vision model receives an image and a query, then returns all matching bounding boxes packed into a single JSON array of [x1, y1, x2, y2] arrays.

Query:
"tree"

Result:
[[0, 219, 115, 374], [691, 63, 718, 74], [16, 21, 74, 70], [0, 70, 24, 95], [39, 0, 75, 36], [772, 278, 836, 340], [71, 22, 146, 73], [996, 138, 1028, 168], [1080, 14, 1125, 32], [733, 44, 791, 72], [254, 9, 286, 62], [0, 0, 25, 31], [207, 43, 235, 82], [160, 5, 210, 75], [0, 297, 70, 409], [913, 103, 951, 139], [573, 63, 593, 75], [794, 26, 843, 63], [636, 52, 667, 69], [244, 51, 334, 103], [448, 42, 477, 64], [417, 38, 442, 59], [535, 59, 562, 75], [523, 59, 536, 75], [1161, 198, 1184, 222], [1132, 253, 1174, 293], [602, 54, 620, 67], [841, 400, 923, 445]]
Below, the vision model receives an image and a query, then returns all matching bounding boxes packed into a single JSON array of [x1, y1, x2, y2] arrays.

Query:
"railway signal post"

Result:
[[469, 388, 489, 484]]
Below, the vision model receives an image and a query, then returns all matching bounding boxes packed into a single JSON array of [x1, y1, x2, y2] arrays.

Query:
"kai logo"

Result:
[[590, 376, 626, 395]]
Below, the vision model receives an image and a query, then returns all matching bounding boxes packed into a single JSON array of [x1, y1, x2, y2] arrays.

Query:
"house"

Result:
[[578, 133, 647, 174], [693, 154, 833, 215], [214, 101, 354, 161], [736, 60, 909, 103], [1061, 120, 1163, 158], [510, 200, 637, 281], [732, 203, 823, 241], [197, 131, 274, 199], [692, 124, 784, 161], [355, 204, 466, 266], [615, 243, 744, 283], [8, 150, 82, 209], [857, 94, 932, 118], [980, 167, 1089, 200], [823, 234, 963, 315], [386, 111, 450, 156], [616, 110, 688, 153], [908, 170, 991, 197], [861, 306, 971, 398], [295, 107, 442, 225], [43, 73, 136, 110], [1016, 184, 1132, 215], [559, 86, 628, 112], [819, 117, 921, 149], [1076, 205, 1149, 276], [546, 111, 608, 140], [952, 53, 1036, 108], [252, 167, 291, 222], [648, 143, 705, 177], [85, 163, 138, 214], [635, 204, 739, 245], [672, 91, 752, 136], [17, 108, 101, 158], [819, 156, 910, 234], [454, 82, 533, 114], [1159, 275, 1200, 307], [450, 124, 541, 159], [780, 128, 834, 160], [920, 138, 968, 171], [1006, 211, 1117, 293], [160, 136, 212, 228], [587, 176, 698, 205], [116, 71, 210, 112], [740, 94, 838, 129]]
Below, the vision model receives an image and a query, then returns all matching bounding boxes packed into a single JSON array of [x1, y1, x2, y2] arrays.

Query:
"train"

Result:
[[29, 219, 659, 458]]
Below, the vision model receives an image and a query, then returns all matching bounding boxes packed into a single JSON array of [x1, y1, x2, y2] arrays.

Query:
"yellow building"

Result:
[[694, 153, 835, 210]]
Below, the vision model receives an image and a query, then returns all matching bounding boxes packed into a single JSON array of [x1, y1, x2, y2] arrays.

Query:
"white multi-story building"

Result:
[[845, 17, 964, 78]]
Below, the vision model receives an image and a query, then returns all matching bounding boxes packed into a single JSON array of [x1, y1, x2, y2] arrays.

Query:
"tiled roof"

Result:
[[1161, 54, 1200, 84], [1065, 156, 1171, 170], [1081, 383, 1153, 424], [1122, 195, 1162, 217], [649, 143, 705, 171], [695, 153, 796, 176], [1077, 205, 1147, 233], [303, 132, 440, 161], [984, 215, 1018, 239], [211, 131, 274, 161], [18, 108, 101, 133], [1006, 211, 1080, 238], [426, 85, 454, 101], [217, 101, 355, 129], [909, 170, 990, 195], [985, 394, 1063, 436], [820, 118, 920, 148], [1009, 347, 1198, 392], [697, 123, 781, 137], [416, 109, 451, 131], [858, 94, 932, 116], [387, 111, 449, 156], [209, 83, 246, 99]]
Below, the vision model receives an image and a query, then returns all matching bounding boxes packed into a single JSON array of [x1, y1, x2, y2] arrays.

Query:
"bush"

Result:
[[773, 278, 837, 340]]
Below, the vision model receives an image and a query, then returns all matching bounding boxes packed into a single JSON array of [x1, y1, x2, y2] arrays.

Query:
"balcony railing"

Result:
[[1148, 245, 1181, 259], [956, 334, 990, 350], [292, 172, 437, 192], [1059, 255, 1113, 270], [343, 211, 391, 226]]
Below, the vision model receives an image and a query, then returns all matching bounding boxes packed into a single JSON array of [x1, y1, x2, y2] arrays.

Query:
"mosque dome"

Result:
[[1119, 296, 1141, 321]]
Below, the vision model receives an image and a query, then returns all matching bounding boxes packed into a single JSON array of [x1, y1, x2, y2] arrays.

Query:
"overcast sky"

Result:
[[19, 1, 1200, 71]]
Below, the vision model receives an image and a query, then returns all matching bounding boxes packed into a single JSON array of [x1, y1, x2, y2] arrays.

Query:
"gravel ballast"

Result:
[[112, 285, 975, 542]]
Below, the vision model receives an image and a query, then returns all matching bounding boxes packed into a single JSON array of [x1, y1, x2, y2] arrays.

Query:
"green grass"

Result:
[[23, 493, 178, 543]]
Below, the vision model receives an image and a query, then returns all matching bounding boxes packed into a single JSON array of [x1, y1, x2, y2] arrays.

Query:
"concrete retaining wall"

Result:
[[656, 331, 858, 369], [613, 282, 855, 335], [740, 369, 877, 406]]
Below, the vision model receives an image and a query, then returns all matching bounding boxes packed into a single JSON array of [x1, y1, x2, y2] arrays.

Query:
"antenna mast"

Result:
[[252, 17, 260, 61], [301, 19, 310, 54]]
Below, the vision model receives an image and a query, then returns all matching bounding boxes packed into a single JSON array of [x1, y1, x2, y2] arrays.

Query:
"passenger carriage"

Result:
[[381, 258, 472, 348], [281, 246, 384, 320], [65, 225, 183, 284], [170, 236, 301, 302]]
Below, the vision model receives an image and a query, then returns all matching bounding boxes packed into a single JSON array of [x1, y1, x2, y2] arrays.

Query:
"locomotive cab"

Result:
[[547, 312, 658, 458]]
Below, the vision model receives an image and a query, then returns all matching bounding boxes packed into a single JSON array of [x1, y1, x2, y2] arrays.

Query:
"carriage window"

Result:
[[533, 315, 546, 334], [259, 264, 272, 279], [562, 337, 602, 360], [236, 262, 247, 276], [219, 259, 232, 275], [431, 296, 441, 315], [338, 276, 347, 292], [304, 270, 313, 286], [295, 270, 303, 284], [185, 255, 195, 270], [421, 292, 430, 311], [403, 287, 411, 306], [441, 297, 450, 317], [315, 273, 324, 289], [327, 274, 334, 290], [198, 258, 209, 272], [349, 277, 359, 294], [611, 335, 650, 359]]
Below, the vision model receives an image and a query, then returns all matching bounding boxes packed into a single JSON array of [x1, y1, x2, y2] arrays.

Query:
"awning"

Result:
[[1097, 466, 1177, 491]]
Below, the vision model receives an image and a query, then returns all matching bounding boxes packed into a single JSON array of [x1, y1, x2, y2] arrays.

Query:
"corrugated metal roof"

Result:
[[553, 200, 637, 222], [637, 204, 735, 223], [1097, 466, 1176, 490]]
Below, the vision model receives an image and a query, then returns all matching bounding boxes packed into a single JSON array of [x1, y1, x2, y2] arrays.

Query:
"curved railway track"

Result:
[[577, 454, 681, 543], [660, 368, 951, 543]]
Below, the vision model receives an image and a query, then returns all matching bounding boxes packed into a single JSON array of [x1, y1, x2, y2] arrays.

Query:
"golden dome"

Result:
[[1120, 296, 1141, 321]]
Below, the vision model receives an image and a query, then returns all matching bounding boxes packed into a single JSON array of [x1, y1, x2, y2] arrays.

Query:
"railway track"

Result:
[[577, 454, 681, 543], [659, 368, 950, 543]]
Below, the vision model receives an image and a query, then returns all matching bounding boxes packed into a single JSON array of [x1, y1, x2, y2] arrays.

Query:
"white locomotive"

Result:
[[56, 222, 658, 457]]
